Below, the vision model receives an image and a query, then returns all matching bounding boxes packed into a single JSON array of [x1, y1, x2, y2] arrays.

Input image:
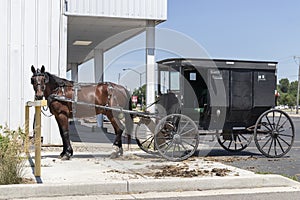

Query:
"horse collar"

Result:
[[58, 86, 66, 96], [106, 83, 114, 106]]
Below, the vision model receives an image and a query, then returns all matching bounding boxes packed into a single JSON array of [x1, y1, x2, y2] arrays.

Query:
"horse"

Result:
[[30, 65, 133, 160]]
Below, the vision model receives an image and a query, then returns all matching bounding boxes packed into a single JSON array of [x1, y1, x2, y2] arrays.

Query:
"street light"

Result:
[[123, 68, 145, 109], [122, 68, 144, 89], [294, 56, 300, 114]]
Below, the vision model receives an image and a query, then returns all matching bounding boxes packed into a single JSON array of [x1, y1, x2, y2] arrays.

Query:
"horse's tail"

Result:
[[125, 91, 134, 148]]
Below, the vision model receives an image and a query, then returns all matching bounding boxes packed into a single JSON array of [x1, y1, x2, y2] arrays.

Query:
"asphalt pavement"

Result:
[[202, 115, 300, 181]]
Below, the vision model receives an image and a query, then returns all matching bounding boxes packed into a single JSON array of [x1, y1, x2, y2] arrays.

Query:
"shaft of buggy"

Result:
[[53, 96, 157, 119]]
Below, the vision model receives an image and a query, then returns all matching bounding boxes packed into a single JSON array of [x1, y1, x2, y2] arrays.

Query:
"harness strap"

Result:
[[106, 83, 114, 106], [52, 85, 66, 96]]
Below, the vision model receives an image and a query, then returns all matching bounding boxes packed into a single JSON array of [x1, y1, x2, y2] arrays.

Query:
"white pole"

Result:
[[296, 63, 300, 114], [94, 48, 104, 127], [71, 63, 78, 82], [146, 21, 155, 113]]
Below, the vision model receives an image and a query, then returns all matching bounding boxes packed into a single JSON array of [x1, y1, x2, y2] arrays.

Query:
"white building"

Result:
[[0, 0, 167, 144]]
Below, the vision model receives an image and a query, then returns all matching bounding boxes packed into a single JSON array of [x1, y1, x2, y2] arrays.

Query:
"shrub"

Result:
[[0, 125, 25, 185]]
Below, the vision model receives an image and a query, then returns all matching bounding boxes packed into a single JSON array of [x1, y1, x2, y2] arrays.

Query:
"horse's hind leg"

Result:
[[107, 111, 124, 158], [124, 113, 133, 150], [55, 113, 73, 160]]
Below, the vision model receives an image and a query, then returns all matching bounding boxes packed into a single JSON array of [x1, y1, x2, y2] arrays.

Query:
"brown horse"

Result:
[[30, 65, 133, 160]]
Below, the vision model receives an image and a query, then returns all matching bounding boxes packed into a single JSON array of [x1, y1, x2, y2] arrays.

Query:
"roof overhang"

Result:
[[67, 16, 165, 70], [65, 0, 167, 70]]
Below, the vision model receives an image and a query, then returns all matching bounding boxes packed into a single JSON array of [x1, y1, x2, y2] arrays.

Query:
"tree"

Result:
[[132, 84, 146, 105], [279, 78, 289, 93], [289, 81, 298, 96], [277, 78, 298, 106]]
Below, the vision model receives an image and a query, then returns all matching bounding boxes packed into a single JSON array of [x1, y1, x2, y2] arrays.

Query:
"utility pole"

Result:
[[118, 73, 121, 84], [295, 56, 300, 114]]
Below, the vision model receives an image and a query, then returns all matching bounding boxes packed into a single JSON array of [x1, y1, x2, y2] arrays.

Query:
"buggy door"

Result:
[[182, 69, 207, 123]]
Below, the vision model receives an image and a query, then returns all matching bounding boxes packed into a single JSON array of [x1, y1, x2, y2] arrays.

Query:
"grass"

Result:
[[282, 174, 299, 182], [256, 171, 299, 182], [255, 171, 272, 175], [0, 125, 25, 185]]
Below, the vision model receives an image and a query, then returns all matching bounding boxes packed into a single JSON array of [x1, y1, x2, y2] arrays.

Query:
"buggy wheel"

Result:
[[135, 122, 156, 154], [254, 109, 295, 158], [217, 131, 253, 152], [154, 114, 199, 161]]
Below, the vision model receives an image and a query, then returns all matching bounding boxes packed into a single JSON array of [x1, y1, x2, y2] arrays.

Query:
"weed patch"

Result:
[[0, 125, 25, 185]]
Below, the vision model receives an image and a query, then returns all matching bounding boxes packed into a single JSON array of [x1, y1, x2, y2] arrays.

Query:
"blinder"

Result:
[[44, 73, 49, 83], [31, 66, 48, 99]]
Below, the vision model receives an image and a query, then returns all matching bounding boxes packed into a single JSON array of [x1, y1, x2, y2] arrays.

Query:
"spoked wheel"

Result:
[[217, 130, 253, 152], [135, 122, 156, 154], [254, 109, 295, 158], [154, 114, 199, 161]]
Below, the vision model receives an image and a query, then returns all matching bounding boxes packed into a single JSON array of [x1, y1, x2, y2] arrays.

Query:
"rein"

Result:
[[41, 106, 53, 117], [41, 84, 71, 118]]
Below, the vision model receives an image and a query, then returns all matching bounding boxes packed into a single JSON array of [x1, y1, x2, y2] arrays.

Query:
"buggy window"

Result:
[[170, 71, 180, 91], [189, 72, 196, 81]]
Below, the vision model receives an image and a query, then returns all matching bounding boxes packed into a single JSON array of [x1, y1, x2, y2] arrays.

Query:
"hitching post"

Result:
[[24, 105, 30, 154], [34, 104, 42, 177], [25, 100, 47, 177]]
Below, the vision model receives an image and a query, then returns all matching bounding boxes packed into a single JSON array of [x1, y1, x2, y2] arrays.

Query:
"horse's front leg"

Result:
[[111, 128, 124, 159], [55, 113, 73, 160], [107, 112, 124, 158]]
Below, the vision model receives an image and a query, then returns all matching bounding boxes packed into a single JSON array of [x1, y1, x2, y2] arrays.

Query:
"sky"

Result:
[[76, 0, 300, 90]]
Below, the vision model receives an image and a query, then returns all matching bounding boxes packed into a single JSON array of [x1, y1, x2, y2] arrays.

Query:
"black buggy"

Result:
[[135, 58, 295, 161]]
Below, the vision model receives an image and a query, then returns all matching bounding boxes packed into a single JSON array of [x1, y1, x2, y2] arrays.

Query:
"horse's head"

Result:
[[31, 65, 49, 100]]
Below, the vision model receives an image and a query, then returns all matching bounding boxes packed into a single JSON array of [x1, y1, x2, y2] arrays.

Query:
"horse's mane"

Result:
[[46, 72, 74, 87]]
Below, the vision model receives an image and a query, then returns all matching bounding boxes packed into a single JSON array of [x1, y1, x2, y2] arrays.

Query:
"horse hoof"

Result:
[[59, 152, 72, 160], [110, 146, 123, 159], [59, 152, 65, 159], [110, 152, 118, 159], [61, 155, 71, 160]]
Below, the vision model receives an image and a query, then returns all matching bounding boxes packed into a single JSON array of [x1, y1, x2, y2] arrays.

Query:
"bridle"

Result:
[[31, 70, 53, 117], [31, 70, 49, 100]]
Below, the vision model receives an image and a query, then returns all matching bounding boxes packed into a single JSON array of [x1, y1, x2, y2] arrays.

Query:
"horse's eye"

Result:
[[31, 78, 35, 84]]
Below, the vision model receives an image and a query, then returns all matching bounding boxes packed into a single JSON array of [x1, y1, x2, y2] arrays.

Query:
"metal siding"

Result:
[[36, 0, 50, 141], [24, 0, 36, 103], [48, 0, 64, 144], [9, 0, 23, 128], [0, 0, 64, 144], [140, 0, 146, 20], [0, 0, 9, 125], [37, 1, 49, 68], [23, 0, 36, 141], [116, 0, 123, 17], [110, 0, 116, 16], [128, 0, 134, 17], [50, 0, 60, 74], [89, 0, 97, 16], [65, 0, 167, 20]]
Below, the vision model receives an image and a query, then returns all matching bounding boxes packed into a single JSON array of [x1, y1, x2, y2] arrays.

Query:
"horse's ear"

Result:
[[44, 73, 49, 83], [41, 65, 45, 73], [31, 65, 36, 74]]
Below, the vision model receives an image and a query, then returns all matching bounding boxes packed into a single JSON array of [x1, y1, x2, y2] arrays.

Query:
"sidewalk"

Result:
[[1, 123, 300, 199]]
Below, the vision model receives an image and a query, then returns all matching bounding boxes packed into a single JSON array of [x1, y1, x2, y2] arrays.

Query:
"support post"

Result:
[[25, 100, 47, 178], [24, 106, 30, 154], [94, 48, 104, 127], [297, 62, 300, 114], [71, 63, 78, 82], [34, 105, 42, 177], [146, 21, 156, 113]]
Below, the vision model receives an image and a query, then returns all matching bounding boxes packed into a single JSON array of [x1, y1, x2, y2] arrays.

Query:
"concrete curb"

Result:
[[128, 175, 300, 193], [0, 181, 127, 199], [1, 174, 299, 199]]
